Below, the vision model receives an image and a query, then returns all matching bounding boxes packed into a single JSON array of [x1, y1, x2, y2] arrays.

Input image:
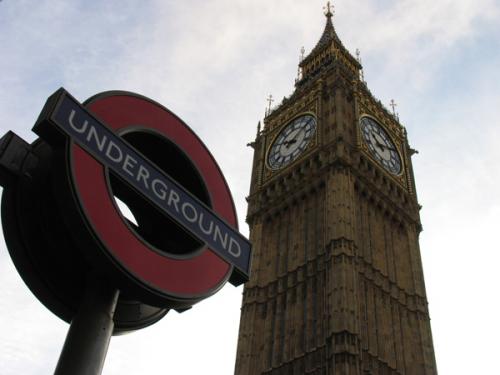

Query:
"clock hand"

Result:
[[376, 141, 396, 152], [372, 137, 396, 152], [368, 133, 385, 150], [283, 139, 297, 148], [371, 132, 396, 152], [375, 140, 386, 151]]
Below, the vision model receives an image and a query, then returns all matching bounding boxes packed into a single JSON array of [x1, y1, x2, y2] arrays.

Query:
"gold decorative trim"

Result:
[[357, 113, 407, 187], [265, 111, 317, 172]]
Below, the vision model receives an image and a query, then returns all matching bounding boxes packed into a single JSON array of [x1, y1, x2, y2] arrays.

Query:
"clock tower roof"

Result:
[[298, 3, 361, 83], [301, 7, 343, 65]]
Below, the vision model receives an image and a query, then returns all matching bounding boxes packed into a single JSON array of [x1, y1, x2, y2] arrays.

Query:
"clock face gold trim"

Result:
[[267, 113, 317, 171], [360, 116, 402, 175]]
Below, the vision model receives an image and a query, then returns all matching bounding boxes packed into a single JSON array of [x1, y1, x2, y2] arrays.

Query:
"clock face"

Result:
[[360, 116, 402, 175], [267, 114, 317, 170]]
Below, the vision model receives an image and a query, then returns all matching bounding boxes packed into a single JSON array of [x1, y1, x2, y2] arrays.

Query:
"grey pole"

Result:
[[54, 274, 120, 375]]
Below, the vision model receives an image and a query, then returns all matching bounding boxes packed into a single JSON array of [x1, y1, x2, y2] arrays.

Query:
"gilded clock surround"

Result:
[[263, 101, 319, 182], [358, 114, 404, 176], [355, 104, 410, 191], [266, 112, 318, 172]]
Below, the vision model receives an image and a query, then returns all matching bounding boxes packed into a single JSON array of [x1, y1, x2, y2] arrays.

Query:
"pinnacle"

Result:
[[300, 9, 344, 66]]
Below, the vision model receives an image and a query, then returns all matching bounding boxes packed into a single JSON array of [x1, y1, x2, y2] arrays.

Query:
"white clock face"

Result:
[[267, 114, 316, 170], [360, 116, 402, 175]]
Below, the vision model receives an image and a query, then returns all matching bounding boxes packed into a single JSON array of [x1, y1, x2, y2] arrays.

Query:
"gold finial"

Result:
[[390, 100, 400, 120], [324, 1, 334, 18], [296, 47, 305, 81], [390, 99, 397, 115], [265, 94, 274, 116], [356, 48, 365, 82]]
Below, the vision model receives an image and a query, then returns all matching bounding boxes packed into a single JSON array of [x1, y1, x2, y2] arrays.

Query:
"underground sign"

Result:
[[0, 88, 251, 331]]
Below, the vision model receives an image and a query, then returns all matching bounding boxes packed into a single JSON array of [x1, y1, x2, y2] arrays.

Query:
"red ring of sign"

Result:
[[71, 93, 234, 298]]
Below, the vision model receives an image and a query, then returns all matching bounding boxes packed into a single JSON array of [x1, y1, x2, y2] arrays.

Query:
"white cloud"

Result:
[[340, 0, 500, 93]]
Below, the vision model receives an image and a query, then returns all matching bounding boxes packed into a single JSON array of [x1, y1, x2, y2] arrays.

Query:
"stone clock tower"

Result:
[[234, 4, 437, 375]]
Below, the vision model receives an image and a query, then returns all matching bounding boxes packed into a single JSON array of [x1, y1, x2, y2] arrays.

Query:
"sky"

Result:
[[1, 0, 499, 374]]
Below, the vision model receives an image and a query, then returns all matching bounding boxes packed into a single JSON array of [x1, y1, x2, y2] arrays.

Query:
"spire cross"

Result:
[[324, 1, 334, 18], [355, 48, 365, 82], [390, 99, 397, 114], [297, 47, 306, 81], [266, 94, 274, 115]]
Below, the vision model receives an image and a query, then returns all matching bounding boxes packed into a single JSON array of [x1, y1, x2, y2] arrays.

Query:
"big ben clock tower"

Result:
[[235, 3, 437, 375]]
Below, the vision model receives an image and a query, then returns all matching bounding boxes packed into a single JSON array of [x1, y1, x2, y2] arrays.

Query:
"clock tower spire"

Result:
[[235, 4, 437, 375], [297, 1, 361, 87]]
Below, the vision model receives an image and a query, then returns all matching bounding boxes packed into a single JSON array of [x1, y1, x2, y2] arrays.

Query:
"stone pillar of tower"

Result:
[[235, 4, 437, 375]]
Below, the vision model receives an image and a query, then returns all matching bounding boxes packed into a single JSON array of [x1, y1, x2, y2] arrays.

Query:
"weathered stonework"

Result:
[[236, 8, 437, 375]]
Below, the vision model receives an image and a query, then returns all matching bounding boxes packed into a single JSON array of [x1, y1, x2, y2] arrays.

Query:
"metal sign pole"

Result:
[[54, 273, 119, 375]]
